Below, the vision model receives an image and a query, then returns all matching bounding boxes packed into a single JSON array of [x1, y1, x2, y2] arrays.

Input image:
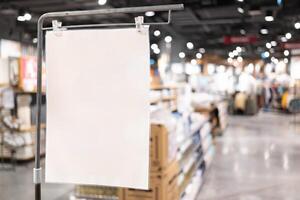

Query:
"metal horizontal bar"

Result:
[[42, 9, 172, 30], [39, 4, 183, 19], [42, 21, 169, 30]]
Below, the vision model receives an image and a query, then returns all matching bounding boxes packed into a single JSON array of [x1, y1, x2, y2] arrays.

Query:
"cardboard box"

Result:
[[122, 160, 180, 200], [150, 124, 177, 172], [75, 185, 121, 199]]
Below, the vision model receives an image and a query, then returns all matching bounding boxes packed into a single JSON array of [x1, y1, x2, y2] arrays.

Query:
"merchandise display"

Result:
[[191, 92, 228, 136], [0, 51, 46, 162]]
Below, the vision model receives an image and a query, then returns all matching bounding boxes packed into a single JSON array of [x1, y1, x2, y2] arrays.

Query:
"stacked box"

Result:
[[75, 124, 179, 200], [122, 160, 179, 200], [75, 185, 120, 199], [150, 124, 177, 172]]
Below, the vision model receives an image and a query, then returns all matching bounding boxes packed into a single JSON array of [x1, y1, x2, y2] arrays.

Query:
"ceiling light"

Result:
[[284, 50, 290, 56], [199, 48, 205, 53], [227, 57, 233, 63], [151, 43, 158, 50], [154, 30, 160, 37], [240, 29, 246, 35], [260, 28, 268, 34], [179, 52, 185, 59], [186, 42, 194, 50], [271, 41, 277, 46], [196, 53, 202, 59], [295, 22, 300, 30], [285, 32, 292, 40], [32, 38, 38, 44], [237, 56, 243, 62], [145, 11, 155, 17], [24, 13, 31, 21], [281, 36, 287, 42], [265, 10, 274, 22], [284, 58, 289, 64], [237, 0, 244, 2], [164, 35, 172, 43], [236, 46, 242, 52], [191, 59, 197, 65], [98, 0, 107, 5], [17, 16, 26, 22], [237, 7, 244, 14], [266, 43, 272, 49], [229, 52, 234, 58], [263, 51, 270, 58], [265, 16, 274, 22], [153, 48, 160, 54], [233, 50, 239, 56]]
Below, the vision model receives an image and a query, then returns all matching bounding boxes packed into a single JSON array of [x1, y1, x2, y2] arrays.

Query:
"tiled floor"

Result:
[[198, 112, 300, 200], [1, 112, 300, 200]]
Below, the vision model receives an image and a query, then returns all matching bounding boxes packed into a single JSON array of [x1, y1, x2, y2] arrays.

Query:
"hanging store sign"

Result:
[[223, 36, 257, 44], [45, 28, 150, 189], [283, 42, 300, 49]]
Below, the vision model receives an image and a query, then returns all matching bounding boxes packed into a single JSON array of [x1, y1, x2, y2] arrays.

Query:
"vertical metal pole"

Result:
[[34, 16, 45, 200]]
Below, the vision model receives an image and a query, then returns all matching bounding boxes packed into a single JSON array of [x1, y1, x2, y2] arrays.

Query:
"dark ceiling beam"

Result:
[[174, 15, 291, 26], [185, 7, 211, 33]]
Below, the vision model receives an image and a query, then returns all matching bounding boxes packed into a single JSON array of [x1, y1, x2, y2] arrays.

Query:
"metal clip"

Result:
[[52, 20, 64, 36], [33, 168, 42, 184], [135, 16, 144, 33]]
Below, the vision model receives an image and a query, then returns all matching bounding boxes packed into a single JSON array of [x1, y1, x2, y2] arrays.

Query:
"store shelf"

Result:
[[178, 140, 201, 167], [201, 134, 213, 156], [179, 156, 204, 198], [181, 169, 204, 200], [150, 96, 176, 104], [13, 88, 46, 95], [177, 120, 208, 154], [0, 83, 10, 87], [18, 123, 46, 132], [0, 145, 45, 161], [151, 84, 179, 90]]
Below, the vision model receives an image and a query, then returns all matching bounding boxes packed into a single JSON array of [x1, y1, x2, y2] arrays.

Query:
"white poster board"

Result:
[[45, 28, 150, 189]]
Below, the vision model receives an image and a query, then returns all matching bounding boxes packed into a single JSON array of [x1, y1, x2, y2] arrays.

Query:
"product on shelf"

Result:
[[0, 129, 45, 160]]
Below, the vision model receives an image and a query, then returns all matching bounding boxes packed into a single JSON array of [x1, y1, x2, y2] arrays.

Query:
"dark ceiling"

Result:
[[1, 0, 300, 60]]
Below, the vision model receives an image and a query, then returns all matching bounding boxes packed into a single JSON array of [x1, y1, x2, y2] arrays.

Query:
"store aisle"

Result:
[[198, 112, 300, 200], [2, 112, 300, 200]]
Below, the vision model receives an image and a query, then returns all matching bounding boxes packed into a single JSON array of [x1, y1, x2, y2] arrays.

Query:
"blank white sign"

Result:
[[45, 28, 150, 189]]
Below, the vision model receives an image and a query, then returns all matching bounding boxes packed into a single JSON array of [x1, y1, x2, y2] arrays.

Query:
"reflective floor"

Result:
[[198, 112, 300, 200], [1, 112, 300, 200], [0, 159, 73, 200]]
